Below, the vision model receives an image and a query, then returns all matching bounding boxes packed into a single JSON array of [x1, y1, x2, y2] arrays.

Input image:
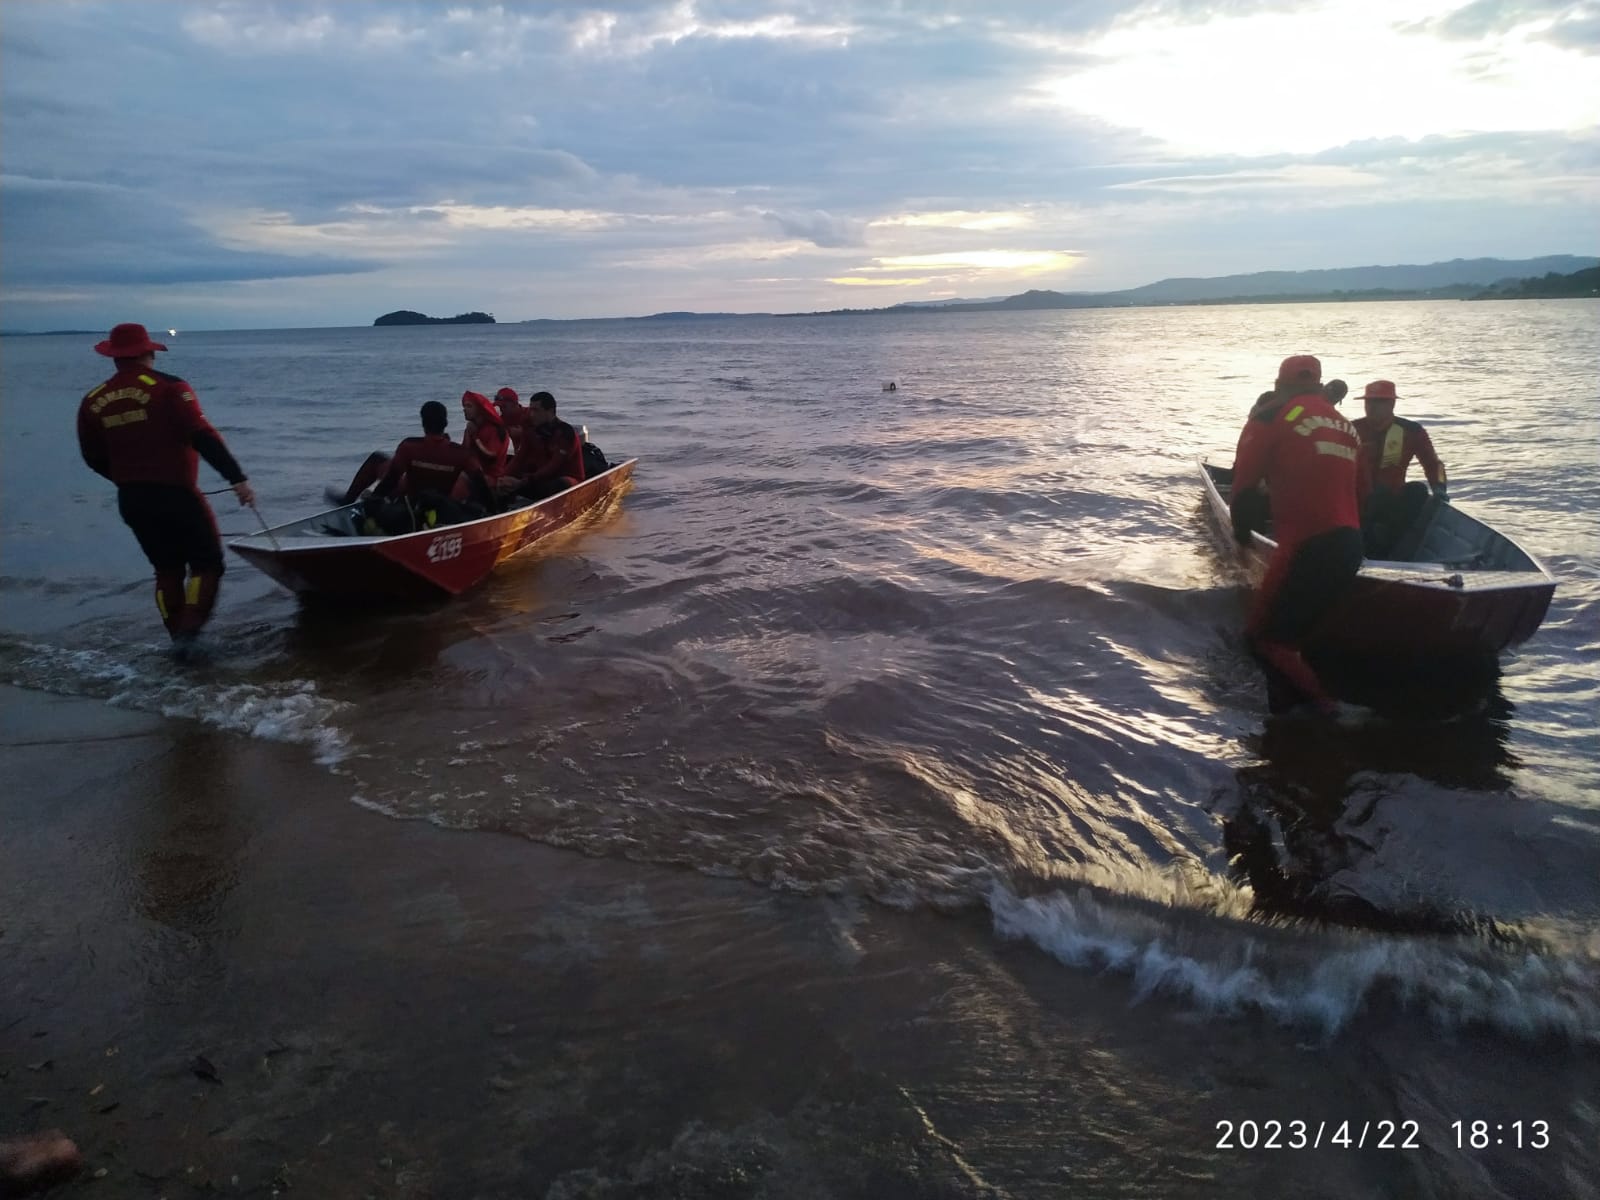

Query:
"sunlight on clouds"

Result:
[[828, 276, 936, 286], [871, 251, 1078, 273], [420, 203, 619, 231], [1040, 0, 1600, 155], [1111, 164, 1387, 193], [873, 210, 1036, 232]]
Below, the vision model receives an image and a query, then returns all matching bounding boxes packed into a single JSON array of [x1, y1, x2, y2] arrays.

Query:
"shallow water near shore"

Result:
[[3, 300, 1599, 1195]]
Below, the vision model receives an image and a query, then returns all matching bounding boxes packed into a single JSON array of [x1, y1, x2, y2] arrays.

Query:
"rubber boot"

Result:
[[155, 569, 187, 638]]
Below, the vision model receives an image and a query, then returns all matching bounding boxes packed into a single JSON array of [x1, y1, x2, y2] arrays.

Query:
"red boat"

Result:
[[1200, 458, 1554, 659], [230, 459, 636, 600]]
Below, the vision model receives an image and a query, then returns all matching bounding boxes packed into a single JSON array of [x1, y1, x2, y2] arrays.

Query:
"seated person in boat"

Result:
[[494, 387, 530, 455], [1353, 380, 1446, 558], [495, 391, 585, 503], [332, 402, 492, 533], [461, 390, 510, 480], [1230, 354, 1365, 716]]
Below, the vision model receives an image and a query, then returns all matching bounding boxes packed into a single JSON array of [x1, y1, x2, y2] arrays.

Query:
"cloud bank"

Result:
[[1, 0, 1595, 328]]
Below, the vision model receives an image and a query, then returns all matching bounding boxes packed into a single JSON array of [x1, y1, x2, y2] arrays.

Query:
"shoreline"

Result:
[[4, 685, 1597, 1197]]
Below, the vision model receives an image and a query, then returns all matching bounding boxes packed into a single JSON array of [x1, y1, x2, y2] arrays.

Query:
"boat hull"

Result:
[[230, 460, 635, 600], [1199, 457, 1554, 660]]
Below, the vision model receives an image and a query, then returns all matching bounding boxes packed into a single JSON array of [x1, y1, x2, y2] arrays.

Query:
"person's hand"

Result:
[[233, 480, 257, 507]]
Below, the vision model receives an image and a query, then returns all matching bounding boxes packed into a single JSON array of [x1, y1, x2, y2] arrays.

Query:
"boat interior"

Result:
[[246, 462, 630, 542], [1204, 463, 1538, 573]]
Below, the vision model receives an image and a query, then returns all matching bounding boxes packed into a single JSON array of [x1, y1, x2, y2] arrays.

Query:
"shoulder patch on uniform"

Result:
[[85, 383, 107, 400], [1283, 405, 1304, 423], [137, 374, 157, 385]]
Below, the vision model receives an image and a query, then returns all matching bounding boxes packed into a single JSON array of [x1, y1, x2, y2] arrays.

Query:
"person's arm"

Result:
[[77, 404, 112, 480], [167, 379, 254, 502], [462, 459, 493, 508], [1229, 419, 1273, 544], [525, 427, 577, 483], [373, 442, 411, 498], [1412, 426, 1447, 496]]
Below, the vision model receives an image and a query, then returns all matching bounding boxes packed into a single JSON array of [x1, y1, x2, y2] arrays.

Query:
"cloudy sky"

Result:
[[2, 0, 1595, 329]]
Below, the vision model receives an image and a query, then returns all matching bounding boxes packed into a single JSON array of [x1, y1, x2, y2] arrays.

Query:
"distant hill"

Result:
[[1471, 265, 1600, 300], [373, 310, 495, 326], [878, 256, 1599, 315]]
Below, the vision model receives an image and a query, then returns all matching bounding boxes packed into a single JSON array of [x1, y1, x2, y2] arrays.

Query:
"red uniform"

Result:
[[462, 392, 509, 478], [76, 357, 247, 642], [1354, 415, 1443, 497], [1233, 391, 1361, 550], [77, 365, 243, 490], [493, 389, 529, 455], [374, 433, 484, 499], [1231, 390, 1365, 712], [509, 418, 584, 489]]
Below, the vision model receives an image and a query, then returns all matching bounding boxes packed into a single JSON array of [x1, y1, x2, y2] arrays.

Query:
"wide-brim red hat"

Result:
[[1358, 379, 1399, 401], [94, 322, 168, 357]]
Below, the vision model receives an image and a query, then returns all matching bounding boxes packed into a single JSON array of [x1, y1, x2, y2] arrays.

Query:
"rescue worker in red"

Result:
[[461, 390, 509, 480], [495, 391, 585, 503], [76, 323, 256, 650], [493, 387, 529, 456], [371, 401, 489, 503], [1229, 354, 1365, 716], [1353, 379, 1447, 558]]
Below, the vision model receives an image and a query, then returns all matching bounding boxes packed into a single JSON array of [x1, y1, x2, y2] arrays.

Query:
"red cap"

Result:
[[94, 323, 168, 358], [1358, 380, 1398, 401], [1276, 354, 1321, 383], [461, 390, 504, 425], [494, 387, 519, 405]]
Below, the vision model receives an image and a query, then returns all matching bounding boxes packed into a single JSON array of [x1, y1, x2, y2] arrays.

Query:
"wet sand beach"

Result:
[[4, 685, 1597, 1200]]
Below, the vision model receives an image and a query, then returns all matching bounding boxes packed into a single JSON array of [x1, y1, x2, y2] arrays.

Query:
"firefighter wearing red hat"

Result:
[[76, 323, 256, 648], [493, 387, 530, 456], [1353, 379, 1447, 556], [1229, 354, 1364, 715]]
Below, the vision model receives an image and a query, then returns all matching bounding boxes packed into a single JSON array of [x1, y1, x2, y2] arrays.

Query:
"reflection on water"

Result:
[[2, 303, 1596, 952], [1226, 670, 1520, 936]]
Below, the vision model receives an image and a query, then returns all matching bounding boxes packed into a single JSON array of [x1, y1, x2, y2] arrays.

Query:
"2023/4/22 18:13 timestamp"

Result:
[[1453, 1121, 1551, 1149]]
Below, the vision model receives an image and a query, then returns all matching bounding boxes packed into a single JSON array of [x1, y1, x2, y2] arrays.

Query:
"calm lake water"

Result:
[[3, 299, 1597, 1195]]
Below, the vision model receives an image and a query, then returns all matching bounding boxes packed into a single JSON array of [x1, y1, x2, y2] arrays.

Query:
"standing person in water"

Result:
[[76, 323, 256, 653], [1229, 354, 1364, 715]]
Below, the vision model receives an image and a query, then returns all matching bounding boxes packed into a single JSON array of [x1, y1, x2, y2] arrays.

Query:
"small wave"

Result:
[[1, 639, 350, 765], [991, 885, 1600, 1044]]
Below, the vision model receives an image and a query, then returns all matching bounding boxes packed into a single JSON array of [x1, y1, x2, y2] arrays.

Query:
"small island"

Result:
[[373, 310, 496, 326]]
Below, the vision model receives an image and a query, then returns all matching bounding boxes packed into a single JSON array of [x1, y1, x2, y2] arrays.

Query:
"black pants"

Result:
[[117, 483, 224, 573], [1257, 526, 1365, 645]]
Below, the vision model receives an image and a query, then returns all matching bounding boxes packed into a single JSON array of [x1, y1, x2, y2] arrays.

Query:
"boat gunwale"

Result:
[[228, 459, 636, 556], [1195, 454, 1556, 594]]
